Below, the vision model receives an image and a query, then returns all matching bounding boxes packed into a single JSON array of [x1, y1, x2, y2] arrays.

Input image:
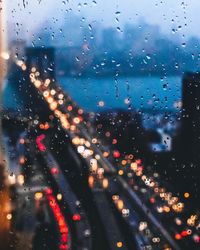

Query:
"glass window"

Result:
[[0, 1, 199, 249]]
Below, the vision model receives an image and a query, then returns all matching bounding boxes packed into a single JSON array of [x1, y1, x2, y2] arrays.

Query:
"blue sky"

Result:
[[6, 0, 200, 40]]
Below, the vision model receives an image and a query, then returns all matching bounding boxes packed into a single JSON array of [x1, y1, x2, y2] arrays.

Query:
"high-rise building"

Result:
[[181, 72, 200, 163], [176, 72, 200, 202]]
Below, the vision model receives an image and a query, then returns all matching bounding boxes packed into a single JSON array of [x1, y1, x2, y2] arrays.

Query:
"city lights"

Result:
[[34, 192, 43, 201], [25, 61, 200, 249]]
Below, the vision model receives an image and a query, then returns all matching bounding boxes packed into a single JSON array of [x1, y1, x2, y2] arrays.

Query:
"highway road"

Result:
[[5, 56, 199, 250]]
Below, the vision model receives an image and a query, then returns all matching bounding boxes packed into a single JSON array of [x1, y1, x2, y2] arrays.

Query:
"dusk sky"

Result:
[[6, 0, 200, 40]]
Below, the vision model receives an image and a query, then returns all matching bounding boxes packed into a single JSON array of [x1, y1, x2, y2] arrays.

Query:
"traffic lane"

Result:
[[105, 177, 159, 250], [39, 150, 92, 250], [91, 185, 129, 250]]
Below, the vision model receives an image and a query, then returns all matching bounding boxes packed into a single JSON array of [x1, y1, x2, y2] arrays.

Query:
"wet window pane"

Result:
[[0, 1, 199, 249]]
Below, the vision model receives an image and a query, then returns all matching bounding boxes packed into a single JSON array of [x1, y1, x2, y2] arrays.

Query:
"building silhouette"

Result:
[[26, 47, 55, 80], [7, 47, 55, 121], [176, 72, 200, 202], [181, 72, 200, 163]]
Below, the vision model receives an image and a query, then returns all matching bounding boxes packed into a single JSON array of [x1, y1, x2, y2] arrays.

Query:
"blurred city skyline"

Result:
[[6, 0, 200, 42]]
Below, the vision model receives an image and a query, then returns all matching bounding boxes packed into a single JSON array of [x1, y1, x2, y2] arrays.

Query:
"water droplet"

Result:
[[117, 27, 121, 32], [163, 84, 167, 90], [146, 55, 151, 60], [172, 28, 176, 34]]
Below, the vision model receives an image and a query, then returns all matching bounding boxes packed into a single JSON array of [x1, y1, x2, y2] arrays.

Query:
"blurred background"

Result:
[[0, 1, 200, 249]]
